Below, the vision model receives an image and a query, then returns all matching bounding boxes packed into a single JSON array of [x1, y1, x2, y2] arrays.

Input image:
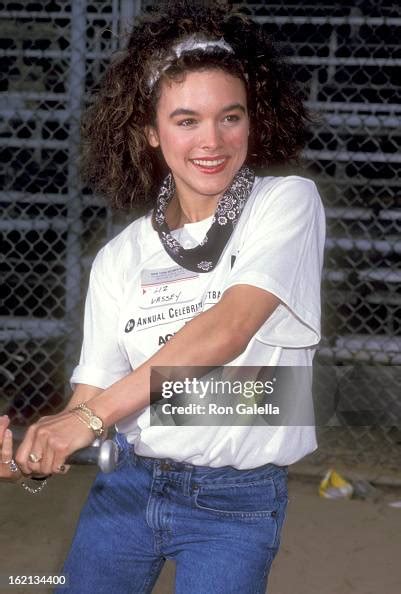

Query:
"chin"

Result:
[[195, 174, 236, 194], [195, 183, 230, 198]]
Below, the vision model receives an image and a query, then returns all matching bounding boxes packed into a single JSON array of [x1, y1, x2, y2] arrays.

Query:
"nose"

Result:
[[199, 121, 222, 151]]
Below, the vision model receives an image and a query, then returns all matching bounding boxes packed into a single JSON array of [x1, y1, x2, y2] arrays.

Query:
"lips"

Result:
[[190, 157, 228, 174]]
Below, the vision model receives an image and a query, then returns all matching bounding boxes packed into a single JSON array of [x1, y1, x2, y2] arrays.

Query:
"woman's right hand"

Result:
[[0, 415, 22, 483]]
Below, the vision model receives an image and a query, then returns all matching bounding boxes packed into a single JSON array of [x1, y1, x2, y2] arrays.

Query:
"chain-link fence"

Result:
[[1, 1, 400, 472]]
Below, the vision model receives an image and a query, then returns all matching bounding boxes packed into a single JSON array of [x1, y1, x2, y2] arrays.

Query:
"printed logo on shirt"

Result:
[[158, 332, 176, 345], [125, 319, 135, 333], [139, 265, 199, 310], [124, 301, 204, 333], [204, 289, 222, 306]]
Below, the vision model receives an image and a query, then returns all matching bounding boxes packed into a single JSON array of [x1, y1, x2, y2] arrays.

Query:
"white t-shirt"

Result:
[[71, 175, 326, 468]]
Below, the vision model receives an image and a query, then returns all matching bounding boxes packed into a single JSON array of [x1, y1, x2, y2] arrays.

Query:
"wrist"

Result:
[[70, 403, 106, 438]]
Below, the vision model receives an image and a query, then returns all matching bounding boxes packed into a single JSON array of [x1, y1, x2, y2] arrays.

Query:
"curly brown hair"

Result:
[[80, 0, 311, 212]]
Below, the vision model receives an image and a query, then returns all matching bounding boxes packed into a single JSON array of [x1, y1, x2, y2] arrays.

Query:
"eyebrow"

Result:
[[169, 103, 246, 118]]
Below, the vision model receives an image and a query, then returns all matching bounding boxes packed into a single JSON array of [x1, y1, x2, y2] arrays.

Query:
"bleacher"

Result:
[[238, 1, 401, 365]]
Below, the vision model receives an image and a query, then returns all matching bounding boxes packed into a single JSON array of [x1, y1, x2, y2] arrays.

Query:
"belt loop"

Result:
[[183, 464, 193, 496], [114, 431, 127, 457], [153, 458, 161, 477], [130, 447, 138, 467], [113, 431, 135, 467]]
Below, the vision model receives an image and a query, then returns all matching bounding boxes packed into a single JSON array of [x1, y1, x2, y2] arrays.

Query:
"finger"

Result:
[[1, 429, 22, 481], [39, 447, 55, 477], [15, 425, 37, 475], [26, 448, 46, 474], [0, 415, 11, 445], [53, 462, 71, 475], [0, 415, 12, 462], [1, 428, 14, 463], [26, 430, 49, 475], [50, 439, 70, 475], [39, 432, 69, 476]]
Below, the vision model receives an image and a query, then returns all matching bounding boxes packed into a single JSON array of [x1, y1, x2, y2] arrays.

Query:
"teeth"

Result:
[[192, 159, 225, 167]]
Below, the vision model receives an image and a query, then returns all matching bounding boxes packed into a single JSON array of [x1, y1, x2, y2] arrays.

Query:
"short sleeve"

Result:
[[70, 244, 132, 390], [223, 176, 326, 348]]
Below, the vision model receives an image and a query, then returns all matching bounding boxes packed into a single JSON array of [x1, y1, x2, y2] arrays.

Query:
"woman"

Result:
[[1, 2, 325, 592]]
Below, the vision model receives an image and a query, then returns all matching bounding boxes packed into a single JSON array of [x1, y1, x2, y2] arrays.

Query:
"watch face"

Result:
[[90, 417, 103, 431]]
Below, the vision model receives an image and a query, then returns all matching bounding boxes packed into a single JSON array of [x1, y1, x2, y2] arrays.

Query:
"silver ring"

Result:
[[8, 459, 19, 473]]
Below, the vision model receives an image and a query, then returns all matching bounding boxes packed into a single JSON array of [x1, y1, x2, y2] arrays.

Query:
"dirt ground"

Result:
[[1, 467, 400, 594]]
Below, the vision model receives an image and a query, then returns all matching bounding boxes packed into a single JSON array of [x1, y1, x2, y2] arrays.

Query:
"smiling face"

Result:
[[146, 69, 249, 218]]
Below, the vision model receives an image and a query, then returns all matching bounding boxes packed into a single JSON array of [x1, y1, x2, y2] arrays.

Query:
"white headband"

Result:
[[147, 34, 234, 90]]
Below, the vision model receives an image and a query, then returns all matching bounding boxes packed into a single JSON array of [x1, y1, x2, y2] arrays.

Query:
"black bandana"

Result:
[[152, 165, 255, 273]]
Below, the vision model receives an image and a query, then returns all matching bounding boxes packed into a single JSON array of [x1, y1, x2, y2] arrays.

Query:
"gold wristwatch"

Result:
[[70, 403, 105, 438]]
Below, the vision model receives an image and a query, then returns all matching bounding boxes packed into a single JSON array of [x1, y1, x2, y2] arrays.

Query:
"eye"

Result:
[[224, 114, 241, 123], [178, 118, 197, 127]]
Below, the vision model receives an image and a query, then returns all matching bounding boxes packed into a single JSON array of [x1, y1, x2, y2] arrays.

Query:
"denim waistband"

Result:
[[113, 431, 287, 484]]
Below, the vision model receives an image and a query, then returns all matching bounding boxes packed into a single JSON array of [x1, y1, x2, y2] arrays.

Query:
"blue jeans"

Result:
[[55, 433, 288, 594]]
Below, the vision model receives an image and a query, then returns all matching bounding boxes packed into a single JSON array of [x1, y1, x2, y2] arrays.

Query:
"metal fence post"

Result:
[[120, 0, 142, 44], [64, 0, 88, 390]]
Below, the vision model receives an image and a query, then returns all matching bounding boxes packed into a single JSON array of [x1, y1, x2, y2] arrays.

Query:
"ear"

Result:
[[145, 125, 160, 148]]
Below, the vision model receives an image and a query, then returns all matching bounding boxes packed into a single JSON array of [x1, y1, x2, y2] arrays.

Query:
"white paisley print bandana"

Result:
[[152, 165, 255, 273]]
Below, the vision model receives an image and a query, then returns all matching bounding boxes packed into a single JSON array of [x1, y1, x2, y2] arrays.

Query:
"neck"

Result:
[[166, 193, 217, 230]]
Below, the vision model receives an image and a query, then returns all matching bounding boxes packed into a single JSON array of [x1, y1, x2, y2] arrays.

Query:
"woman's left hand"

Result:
[[15, 411, 95, 476]]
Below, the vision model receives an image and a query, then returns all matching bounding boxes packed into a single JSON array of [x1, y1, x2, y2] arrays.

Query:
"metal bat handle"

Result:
[[11, 428, 119, 473], [66, 438, 119, 473]]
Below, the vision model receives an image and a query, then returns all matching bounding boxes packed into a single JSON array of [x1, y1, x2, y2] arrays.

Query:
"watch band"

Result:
[[71, 409, 95, 433], [75, 403, 105, 437], [70, 405, 105, 438]]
